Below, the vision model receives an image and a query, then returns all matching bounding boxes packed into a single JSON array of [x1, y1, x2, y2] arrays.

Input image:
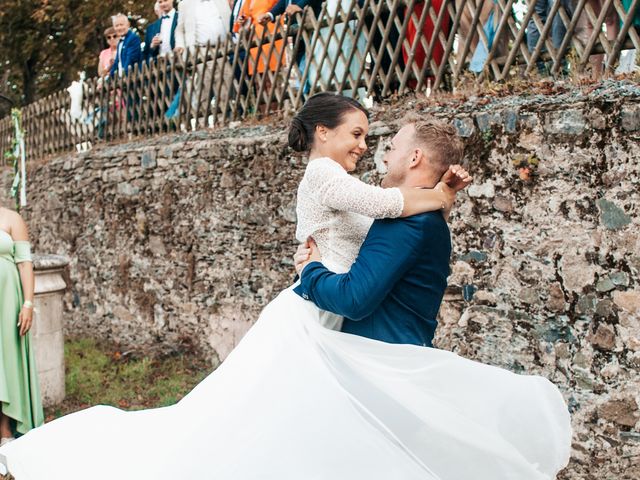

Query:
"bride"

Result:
[[0, 93, 571, 480]]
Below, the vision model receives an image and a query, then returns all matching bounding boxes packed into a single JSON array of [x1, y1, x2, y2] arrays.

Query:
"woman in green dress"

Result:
[[0, 206, 44, 445]]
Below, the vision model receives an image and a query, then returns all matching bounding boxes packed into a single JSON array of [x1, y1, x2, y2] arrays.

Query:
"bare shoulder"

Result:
[[0, 208, 29, 241]]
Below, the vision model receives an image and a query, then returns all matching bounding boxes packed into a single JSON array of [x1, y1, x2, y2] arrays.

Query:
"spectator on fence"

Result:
[[173, 0, 231, 122], [144, 0, 179, 63], [455, 0, 509, 74], [110, 14, 143, 77], [403, 0, 449, 85], [526, 0, 575, 74], [235, 0, 289, 76], [256, 0, 322, 24], [174, 0, 230, 54], [230, 0, 251, 42], [98, 27, 119, 77], [574, 0, 619, 77], [306, 0, 367, 98], [256, 0, 323, 95]]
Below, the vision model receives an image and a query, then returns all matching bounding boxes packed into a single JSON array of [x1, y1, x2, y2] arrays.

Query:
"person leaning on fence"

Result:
[[574, 0, 620, 77], [256, 0, 323, 25], [109, 13, 143, 77], [256, 0, 323, 95], [143, 0, 179, 63], [98, 27, 119, 77], [173, 0, 231, 122], [526, 0, 575, 74], [234, 0, 285, 76]]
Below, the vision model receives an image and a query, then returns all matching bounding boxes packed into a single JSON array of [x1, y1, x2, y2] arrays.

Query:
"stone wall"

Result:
[[5, 79, 639, 478]]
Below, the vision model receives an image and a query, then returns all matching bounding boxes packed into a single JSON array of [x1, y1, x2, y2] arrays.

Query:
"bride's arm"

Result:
[[306, 159, 465, 219]]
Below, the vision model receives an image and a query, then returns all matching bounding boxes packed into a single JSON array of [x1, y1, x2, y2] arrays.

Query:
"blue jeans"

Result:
[[527, 0, 575, 52]]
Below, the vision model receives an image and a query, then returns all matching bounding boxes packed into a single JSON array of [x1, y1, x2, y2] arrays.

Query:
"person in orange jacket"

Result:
[[233, 0, 285, 74]]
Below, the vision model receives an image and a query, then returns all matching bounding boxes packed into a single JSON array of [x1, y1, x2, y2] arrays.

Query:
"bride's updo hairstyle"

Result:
[[288, 92, 369, 152]]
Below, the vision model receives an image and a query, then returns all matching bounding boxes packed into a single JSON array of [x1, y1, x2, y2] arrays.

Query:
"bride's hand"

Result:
[[294, 238, 321, 275], [440, 165, 472, 192], [435, 182, 456, 220]]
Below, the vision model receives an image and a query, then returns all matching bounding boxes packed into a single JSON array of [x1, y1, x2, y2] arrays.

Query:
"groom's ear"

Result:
[[409, 148, 424, 168]]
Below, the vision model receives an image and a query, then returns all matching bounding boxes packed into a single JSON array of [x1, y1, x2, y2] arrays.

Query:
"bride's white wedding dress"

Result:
[[0, 158, 571, 480]]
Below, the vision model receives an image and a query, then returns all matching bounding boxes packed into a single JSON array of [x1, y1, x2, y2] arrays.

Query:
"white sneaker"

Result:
[[0, 437, 15, 447]]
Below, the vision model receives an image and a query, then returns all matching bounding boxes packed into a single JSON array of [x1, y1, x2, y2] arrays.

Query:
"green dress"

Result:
[[0, 230, 44, 435]]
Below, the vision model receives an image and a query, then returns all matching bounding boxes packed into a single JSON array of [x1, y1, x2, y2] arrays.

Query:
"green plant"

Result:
[[512, 153, 540, 181]]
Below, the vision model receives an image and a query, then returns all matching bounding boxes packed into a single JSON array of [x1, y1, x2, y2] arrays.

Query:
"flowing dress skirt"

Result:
[[0, 287, 571, 480]]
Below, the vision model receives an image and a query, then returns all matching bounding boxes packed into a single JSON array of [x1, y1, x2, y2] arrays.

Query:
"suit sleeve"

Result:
[[143, 26, 157, 62], [269, 0, 288, 17], [296, 217, 425, 320], [130, 35, 142, 68]]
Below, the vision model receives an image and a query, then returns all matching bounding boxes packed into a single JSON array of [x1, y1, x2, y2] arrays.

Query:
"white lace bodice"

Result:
[[296, 157, 404, 273]]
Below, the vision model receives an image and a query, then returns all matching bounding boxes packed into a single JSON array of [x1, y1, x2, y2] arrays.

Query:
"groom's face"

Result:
[[381, 125, 415, 188]]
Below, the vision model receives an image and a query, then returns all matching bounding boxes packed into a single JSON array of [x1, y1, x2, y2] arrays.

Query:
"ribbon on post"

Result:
[[9, 108, 27, 210]]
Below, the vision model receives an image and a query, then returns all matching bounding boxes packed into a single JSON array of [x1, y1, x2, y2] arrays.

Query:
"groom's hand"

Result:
[[294, 238, 321, 275]]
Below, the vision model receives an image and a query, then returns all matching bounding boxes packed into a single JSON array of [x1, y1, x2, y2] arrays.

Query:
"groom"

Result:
[[293, 119, 469, 347]]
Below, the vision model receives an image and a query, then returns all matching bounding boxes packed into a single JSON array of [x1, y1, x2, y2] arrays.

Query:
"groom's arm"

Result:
[[294, 216, 427, 320]]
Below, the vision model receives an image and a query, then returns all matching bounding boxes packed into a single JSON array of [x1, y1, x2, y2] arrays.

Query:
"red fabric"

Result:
[[403, 0, 450, 71]]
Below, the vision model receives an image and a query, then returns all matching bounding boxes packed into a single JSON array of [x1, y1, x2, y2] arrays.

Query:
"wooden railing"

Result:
[[1, 0, 639, 162]]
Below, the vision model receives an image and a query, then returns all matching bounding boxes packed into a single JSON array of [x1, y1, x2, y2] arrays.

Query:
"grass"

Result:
[[45, 337, 213, 419], [1, 338, 212, 479]]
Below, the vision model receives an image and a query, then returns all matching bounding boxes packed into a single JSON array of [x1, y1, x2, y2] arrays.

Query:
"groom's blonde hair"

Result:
[[403, 115, 465, 177]]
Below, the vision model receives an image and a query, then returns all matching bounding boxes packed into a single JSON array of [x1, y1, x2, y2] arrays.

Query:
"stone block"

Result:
[[590, 323, 616, 350], [141, 150, 157, 169], [596, 276, 616, 292], [547, 282, 567, 312], [518, 112, 538, 130], [613, 290, 640, 315], [493, 195, 513, 212], [475, 112, 501, 132], [502, 109, 518, 133], [467, 180, 495, 198], [117, 182, 140, 196], [597, 397, 639, 427], [597, 199, 632, 230], [453, 117, 475, 137], [621, 104, 640, 131], [559, 253, 598, 293], [544, 109, 587, 135], [459, 250, 488, 263]]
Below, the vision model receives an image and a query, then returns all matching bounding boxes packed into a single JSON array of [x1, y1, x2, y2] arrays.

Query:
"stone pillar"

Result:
[[31, 254, 69, 407]]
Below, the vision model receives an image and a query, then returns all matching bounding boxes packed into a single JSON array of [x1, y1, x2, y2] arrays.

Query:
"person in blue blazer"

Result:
[[143, 0, 179, 63], [110, 14, 142, 77], [257, 0, 323, 23], [294, 121, 471, 347]]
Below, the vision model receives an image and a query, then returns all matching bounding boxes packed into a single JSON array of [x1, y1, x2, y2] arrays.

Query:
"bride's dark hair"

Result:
[[288, 93, 369, 152]]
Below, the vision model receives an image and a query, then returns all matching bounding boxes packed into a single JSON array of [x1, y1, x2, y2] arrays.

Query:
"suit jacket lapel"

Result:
[[171, 12, 179, 49]]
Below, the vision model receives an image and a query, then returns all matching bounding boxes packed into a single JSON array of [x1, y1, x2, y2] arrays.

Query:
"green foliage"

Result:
[[0, 1, 155, 106], [46, 338, 212, 419]]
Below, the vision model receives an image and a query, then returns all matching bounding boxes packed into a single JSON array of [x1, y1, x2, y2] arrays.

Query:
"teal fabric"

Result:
[[470, 10, 497, 73]]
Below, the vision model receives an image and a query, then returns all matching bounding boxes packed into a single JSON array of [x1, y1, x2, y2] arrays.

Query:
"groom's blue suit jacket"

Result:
[[294, 212, 451, 347]]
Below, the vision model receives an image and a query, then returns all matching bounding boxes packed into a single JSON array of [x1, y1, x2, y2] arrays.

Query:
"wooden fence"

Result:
[[1, 0, 639, 163]]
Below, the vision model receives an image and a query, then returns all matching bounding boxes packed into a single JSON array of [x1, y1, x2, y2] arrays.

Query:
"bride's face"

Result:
[[315, 110, 369, 172]]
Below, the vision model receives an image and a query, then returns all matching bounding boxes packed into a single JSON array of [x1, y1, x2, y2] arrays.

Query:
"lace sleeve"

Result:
[[304, 158, 404, 219]]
